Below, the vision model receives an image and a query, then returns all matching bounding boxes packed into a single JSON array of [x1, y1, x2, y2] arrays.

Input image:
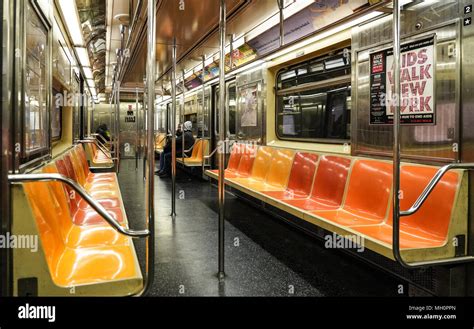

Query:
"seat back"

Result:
[[75, 144, 91, 177], [68, 150, 87, 186], [190, 139, 202, 159], [227, 143, 244, 172], [264, 149, 295, 188], [387, 165, 460, 240], [55, 158, 78, 213], [249, 146, 274, 181], [23, 180, 67, 272], [235, 144, 257, 177], [310, 156, 351, 207], [42, 164, 74, 222], [198, 139, 209, 161], [286, 152, 319, 198], [343, 159, 392, 220]]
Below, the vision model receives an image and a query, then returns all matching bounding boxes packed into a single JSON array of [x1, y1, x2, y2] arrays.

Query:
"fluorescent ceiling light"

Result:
[[83, 67, 93, 80], [58, 0, 84, 47], [75, 47, 91, 68], [86, 79, 95, 88]]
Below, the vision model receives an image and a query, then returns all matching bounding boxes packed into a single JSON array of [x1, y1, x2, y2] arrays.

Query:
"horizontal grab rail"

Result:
[[78, 140, 114, 163], [400, 163, 474, 217], [8, 173, 150, 238]]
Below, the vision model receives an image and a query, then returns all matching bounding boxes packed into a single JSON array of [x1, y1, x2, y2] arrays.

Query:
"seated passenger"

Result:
[[156, 121, 195, 177], [96, 123, 111, 142]]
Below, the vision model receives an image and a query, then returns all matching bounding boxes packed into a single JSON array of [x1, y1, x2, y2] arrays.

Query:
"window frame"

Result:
[[19, 0, 52, 169], [274, 49, 352, 144]]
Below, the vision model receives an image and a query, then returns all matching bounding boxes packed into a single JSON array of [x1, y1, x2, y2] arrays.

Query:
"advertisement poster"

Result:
[[239, 84, 258, 127], [184, 73, 202, 90], [369, 37, 435, 125]]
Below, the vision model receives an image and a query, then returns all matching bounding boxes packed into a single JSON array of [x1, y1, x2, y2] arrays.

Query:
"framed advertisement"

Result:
[[369, 36, 436, 125]]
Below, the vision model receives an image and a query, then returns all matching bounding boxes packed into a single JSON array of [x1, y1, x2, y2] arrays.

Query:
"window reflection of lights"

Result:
[[325, 58, 346, 69], [281, 71, 296, 80]]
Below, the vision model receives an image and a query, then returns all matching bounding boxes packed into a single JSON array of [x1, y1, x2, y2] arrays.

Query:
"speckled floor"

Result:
[[118, 159, 400, 297]]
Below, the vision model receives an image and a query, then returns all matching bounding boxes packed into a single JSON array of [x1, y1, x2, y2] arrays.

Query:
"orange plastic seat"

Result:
[[178, 139, 209, 166], [63, 154, 121, 208], [65, 153, 119, 198], [264, 152, 319, 200], [25, 174, 128, 249], [75, 145, 116, 184], [23, 180, 139, 288], [208, 143, 257, 178], [42, 163, 124, 227], [311, 159, 392, 226], [87, 142, 113, 165], [229, 147, 294, 192], [284, 156, 351, 211], [352, 165, 460, 249]]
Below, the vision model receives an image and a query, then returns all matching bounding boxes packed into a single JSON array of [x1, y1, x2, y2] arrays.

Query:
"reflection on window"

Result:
[[276, 49, 351, 141], [51, 88, 61, 140], [24, 3, 48, 156], [197, 96, 210, 138], [228, 84, 236, 135]]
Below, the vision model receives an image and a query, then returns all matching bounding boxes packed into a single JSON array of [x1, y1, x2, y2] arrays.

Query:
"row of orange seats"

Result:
[[206, 143, 466, 260], [22, 144, 142, 291], [84, 141, 113, 165]]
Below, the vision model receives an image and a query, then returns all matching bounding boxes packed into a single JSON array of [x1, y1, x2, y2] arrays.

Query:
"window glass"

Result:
[[276, 49, 351, 141], [51, 88, 61, 140], [24, 3, 49, 156], [228, 84, 236, 135]]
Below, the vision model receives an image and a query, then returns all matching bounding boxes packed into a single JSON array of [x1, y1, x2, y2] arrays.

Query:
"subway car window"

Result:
[[276, 49, 351, 142], [23, 3, 49, 157], [51, 88, 61, 140]]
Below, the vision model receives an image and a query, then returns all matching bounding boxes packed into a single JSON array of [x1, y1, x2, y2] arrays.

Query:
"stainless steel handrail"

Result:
[[91, 133, 111, 151], [8, 173, 150, 238], [400, 163, 474, 217], [392, 0, 474, 268], [79, 138, 113, 161]]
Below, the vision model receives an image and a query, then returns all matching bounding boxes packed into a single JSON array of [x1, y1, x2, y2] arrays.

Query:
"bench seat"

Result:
[[206, 143, 468, 263]]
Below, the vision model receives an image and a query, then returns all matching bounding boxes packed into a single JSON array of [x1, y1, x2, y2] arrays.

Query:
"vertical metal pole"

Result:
[[182, 70, 185, 159], [392, 0, 403, 262], [116, 80, 121, 172], [229, 34, 234, 70], [201, 55, 206, 177], [277, 0, 284, 47], [143, 82, 147, 181], [141, 0, 156, 296], [135, 87, 139, 170], [171, 37, 177, 218], [217, 0, 226, 280]]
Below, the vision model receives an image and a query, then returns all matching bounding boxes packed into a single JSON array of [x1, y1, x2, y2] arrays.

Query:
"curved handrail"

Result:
[[8, 173, 150, 238], [400, 163, 474, 217]]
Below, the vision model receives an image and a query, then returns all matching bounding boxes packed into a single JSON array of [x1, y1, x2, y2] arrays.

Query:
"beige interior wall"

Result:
[[265, 29, 352, 155]]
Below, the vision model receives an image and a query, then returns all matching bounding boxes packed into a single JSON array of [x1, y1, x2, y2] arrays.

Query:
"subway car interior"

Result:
[[2, 0, 474, 311]]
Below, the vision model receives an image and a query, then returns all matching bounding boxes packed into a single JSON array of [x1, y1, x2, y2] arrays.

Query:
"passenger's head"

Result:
[[184, 121, 192, 131]]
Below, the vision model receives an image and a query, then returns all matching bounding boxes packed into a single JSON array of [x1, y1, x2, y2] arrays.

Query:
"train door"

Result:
[[119, 101, 139, 158], [197, 87, 211, 151], [212, 80, 237, 167]]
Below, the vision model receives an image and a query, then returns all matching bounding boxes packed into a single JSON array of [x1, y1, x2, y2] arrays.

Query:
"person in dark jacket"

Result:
[[96, 123, 111, 142], [156, 121, 195, 177]]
